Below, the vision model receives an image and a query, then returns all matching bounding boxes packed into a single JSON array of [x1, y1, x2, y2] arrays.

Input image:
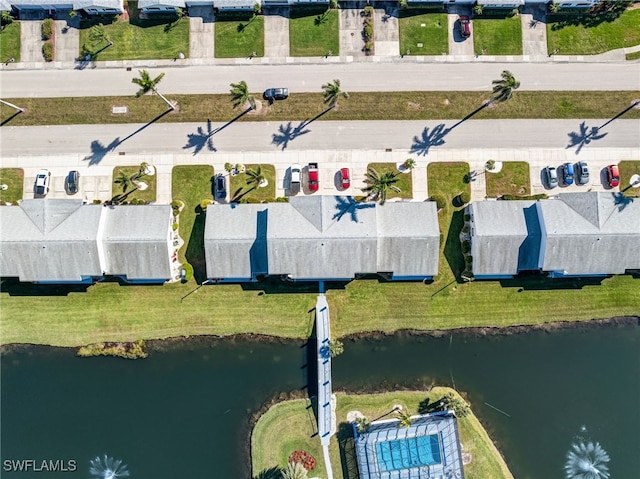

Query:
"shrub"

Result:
[[463, 214, 471, 222], [459, 191, 471, 205], [356, 415, 370, 433], [364, 5, 374, 16], [172, 222, 179, 231], [224, 162, 233, 173], [288, 450, 316, 472], [42, 18, 54, 40], [461, 240, 471, 254], [263, 197, 276, 203], [364, 41, 373, 52], [501, 193, 548, 201], [77, 340, 148, 359], [464, 256, 473, 269], [42, 42, 53, 62], [329, 339, 344, 357], [354, 195, 368, 202], [363, 23, 373, 39], [92, 199, 102, 204], [182, 262, 194, 282], [429, 194, 446, 210], [329, 0, 339, 9], [171, 199, 183, 212], [200, 199, 213, 211], [246, 197, 260, 204], [398, 0, 408, 8], [1, 11, 14, 26], [275, 197, 289, 202], [441, 392, 471, 418]]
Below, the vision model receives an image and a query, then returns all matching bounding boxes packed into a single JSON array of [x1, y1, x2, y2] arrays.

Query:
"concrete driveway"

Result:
[[23, 169, 112, 201], [448, 8, 474, 57], [189, 6, 214, 59], [521, 5, 548, 59], [54, 20, 79, 63], [340, 2, 366, 58], [373, 4, 399, 57], [263, 7, 290, 59], [20, 20, 44, 63]]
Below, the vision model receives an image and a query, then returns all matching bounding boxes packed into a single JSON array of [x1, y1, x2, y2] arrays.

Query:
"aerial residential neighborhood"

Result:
[[0, 1, 639, 478]]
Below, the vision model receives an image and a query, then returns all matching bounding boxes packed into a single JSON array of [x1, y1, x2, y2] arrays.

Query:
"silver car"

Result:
[[545, 166, 558, 189]]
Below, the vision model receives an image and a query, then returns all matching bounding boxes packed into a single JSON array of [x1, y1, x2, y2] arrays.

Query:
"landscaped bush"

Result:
[[200, 199, 213, 211], [182, 262, 194, 282], [288, 450, 316, 472], [430, 194, 446, 210], [500, 193, 548, 201], [275, 197, 289, 202], [441, 392, 471, 418], [42, 42, 53, 61], [461, 241, 471, 254], [464, 256, 472, 269], [77, 340, 148, 359], [172, 222, 179, 231], [42, 18, 54, 40]]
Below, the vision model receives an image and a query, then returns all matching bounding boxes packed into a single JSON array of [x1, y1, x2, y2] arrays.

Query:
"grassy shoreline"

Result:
[[2, 91, 639, 126], [251, 389, 514, 479]]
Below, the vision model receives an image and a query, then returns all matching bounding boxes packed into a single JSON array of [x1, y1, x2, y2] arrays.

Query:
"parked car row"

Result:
[[288, 164, 350, 193], [33, 169, 80, 197], [544, 163, 619, 189]]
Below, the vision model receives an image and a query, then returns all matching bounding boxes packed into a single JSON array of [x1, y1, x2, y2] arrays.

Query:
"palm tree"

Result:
[[281, 462, 308, 479], [361, 167, 400, 205], [490, 70, 520, 104], [322, 79, 349, 109], [114, 170, 132, 194], [396, 409, 412, 429], [245, 166, 266, 188], [132, 70, 175, 110], [549, 2, 560, 14], [230, 81, 255, 110]]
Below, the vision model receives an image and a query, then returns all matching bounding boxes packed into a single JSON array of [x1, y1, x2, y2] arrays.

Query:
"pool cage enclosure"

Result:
[[353, 411, 466, 479]]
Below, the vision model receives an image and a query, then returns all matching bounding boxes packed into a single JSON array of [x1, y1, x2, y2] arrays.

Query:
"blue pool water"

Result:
[[376, 434, 442, 471]]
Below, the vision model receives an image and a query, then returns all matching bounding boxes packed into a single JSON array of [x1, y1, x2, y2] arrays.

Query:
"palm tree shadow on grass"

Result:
[[1, 110, 23, 126], [409, 123, 450, 156], [252, 466, 281, 479], [184, 119, 217, 155], [332, 196, 375, 222], [566, 121, 608, 154], [83, 137, 122, 166], [443, 210, 466, 283], [186, 209, 208, 284], [271, 121, 311, 150]]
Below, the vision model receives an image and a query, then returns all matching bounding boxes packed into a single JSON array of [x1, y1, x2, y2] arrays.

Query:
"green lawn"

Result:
[[171, 165, 215, 281], [618, 160, 640, 197], [79, 12, 189, 60], [485, 161, 530, 198], [427, 162, 470, 279], [112, 165, 157, 203], [399, 12, 448, 56], [289, 7, 339, 57], [214, 15, 264, 58], [0, 168, 24, 204], [473, 17, 522, 55], [626, 50, 640, 61], [3, 91, 640, 126], [252, 389, 514, 479], [367, 162, 413, 200], [0, 21, 21, 62], [547, 8, 640, 55], [229, 164, 276, 202], [251, 398, 328, 479]]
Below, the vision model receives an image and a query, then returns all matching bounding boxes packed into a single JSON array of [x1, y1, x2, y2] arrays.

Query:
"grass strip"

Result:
[[618, 160, 640, 197], [2, 91, 639, 126], [0, 21, 21, 62], [112, 165, 157, 203], [214, 15, 264, 58], [229, 164, 276, 202], [289, 7, 339, 57], [546, 8, 640, 55], [251, 389, 514, 479], [485, 161, 530, 198], [399, 12, 448, 56], [473, 17, 523, 56], [367, 162, 413, 200], [0, 168, 24, 203]]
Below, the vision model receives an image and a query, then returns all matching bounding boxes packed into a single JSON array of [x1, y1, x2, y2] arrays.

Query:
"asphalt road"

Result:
[[2, 119, 638, 157], [1, 62, 639, 98]]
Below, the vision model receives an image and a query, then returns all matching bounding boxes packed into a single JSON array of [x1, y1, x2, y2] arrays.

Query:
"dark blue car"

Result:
[[215, 174, 226, 199], [562, 162, 574, 186]]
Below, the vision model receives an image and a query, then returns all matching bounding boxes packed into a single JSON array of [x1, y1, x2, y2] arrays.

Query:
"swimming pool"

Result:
[[376, 433, 442, 471]]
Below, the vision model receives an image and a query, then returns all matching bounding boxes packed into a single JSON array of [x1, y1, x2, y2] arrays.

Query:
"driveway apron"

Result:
[[521, 5, 548, 59], [373, 3, 399, 57], [20, 20, 44, 63], [340, 1, 367, 57], [447, 6, 474, 57], [189, 6, 214, 59], [54, 20, 79, 63], [263, 7, 290, 59]]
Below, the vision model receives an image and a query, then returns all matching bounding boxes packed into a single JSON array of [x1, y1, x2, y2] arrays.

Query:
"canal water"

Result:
[[1, 323, 638, 478]]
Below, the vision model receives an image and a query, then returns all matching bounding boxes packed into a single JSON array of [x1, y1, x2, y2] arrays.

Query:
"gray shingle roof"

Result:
[[204, 204, 268, 279], [0, 200, 102, 282], [478, 0, 524, 5], [470, 200, 541, 276], [213, 0, 257, 8], [537, 192, 640, 275], [138, 0, 185, 9], [101, 205, 173, 280], [8, 0, 123, 10], [204, 197, 440, 280]]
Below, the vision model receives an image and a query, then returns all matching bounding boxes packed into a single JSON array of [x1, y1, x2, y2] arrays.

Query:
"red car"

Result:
[[340, 168, 350, 189], [459, 15, 471, 38], [606, 165, 620, 188], [308, 163, 319, 192]]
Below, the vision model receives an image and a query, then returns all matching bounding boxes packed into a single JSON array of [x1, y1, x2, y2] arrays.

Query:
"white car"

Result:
[[34, 169, 51, 196], [290, 164, 301, 184]]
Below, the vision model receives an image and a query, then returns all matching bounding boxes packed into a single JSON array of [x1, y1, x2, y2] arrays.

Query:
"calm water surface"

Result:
[[2, 324, 639, 478]]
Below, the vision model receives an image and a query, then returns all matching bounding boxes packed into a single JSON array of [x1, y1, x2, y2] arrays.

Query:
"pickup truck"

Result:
[[308, 163, 319, 192]]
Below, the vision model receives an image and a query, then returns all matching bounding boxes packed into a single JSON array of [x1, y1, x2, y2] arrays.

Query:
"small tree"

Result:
[[362, 167, 401, 205], [396, 409, 412, 429], [355, 416, 370, 433], [224, 162, 234, 173], [1, 11, 14, 26], [329, 339, 344, 357], [245, 166, 266, 188], [491, 70, 520, 104], [132, 70, 175, 110], [403, 158, 416, 170], [441, 392, 471, 418], [229, 81, 255, 110], [473, 4, 484, 15], [114, 170, 132, 193], [548, 1, 560, 14]]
